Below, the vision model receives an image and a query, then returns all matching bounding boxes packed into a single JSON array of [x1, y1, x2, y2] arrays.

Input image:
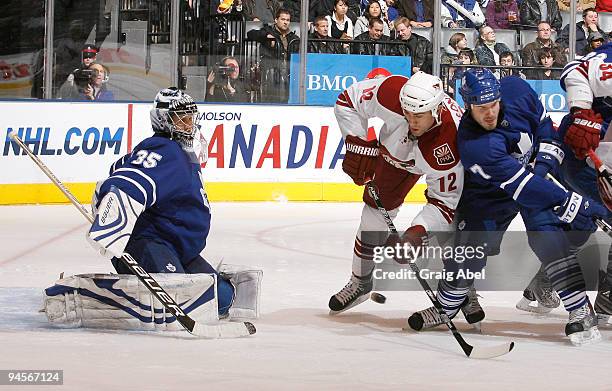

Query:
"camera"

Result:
[[213, 63, 237, 78], [73, 68, 95, 91]]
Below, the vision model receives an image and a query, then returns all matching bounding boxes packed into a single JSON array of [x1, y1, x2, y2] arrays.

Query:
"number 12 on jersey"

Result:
[[438, 172, 457, 192]]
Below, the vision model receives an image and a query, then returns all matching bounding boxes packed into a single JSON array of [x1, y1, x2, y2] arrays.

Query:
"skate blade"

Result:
[[470, 321, 482, 333], [569, 326, 602, 346], [328, 295, 370, 316], [516, 297, 554, 314], [597, 314, 611, 326]]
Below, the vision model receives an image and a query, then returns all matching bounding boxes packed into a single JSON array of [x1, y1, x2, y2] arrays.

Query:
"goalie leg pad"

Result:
[[219, 264, 263, 320], [43, 273, 219, 331]]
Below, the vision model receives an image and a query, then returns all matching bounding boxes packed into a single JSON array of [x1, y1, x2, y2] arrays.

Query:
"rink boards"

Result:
[[0, 101, 567, 204]]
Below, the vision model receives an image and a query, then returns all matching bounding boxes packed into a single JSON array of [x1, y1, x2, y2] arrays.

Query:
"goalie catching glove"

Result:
[[342, 135, 379, 185], [564, 109, 603, 160]]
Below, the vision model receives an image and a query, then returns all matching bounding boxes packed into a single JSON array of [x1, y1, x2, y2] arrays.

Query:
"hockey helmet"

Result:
[[460, 68, 501, 106], [150, 87, 201, 146], [399, 72, 445, 119]]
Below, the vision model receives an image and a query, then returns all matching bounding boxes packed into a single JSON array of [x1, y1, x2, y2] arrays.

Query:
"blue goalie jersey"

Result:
[[458, 76, 567, 215], [95, 134, 211, 263]]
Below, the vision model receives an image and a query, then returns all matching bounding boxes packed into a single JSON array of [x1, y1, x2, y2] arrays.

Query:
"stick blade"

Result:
[[468, 341, 514, 359], [191, 321, 256, 339]]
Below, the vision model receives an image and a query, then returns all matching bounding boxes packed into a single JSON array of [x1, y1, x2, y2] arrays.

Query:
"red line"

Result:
[[315, 125, 328, 169], [127, 103, 133, 152], [0, 223, 87, 267]]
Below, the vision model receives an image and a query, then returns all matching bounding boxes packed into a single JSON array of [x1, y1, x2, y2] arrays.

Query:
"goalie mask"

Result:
[[150, 87, 201, 148]]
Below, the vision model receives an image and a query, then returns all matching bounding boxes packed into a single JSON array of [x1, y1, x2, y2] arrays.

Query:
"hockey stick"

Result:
[[544, 171, 612, 235], [365, 180, 514, 359], [9, 131, 255, 339]]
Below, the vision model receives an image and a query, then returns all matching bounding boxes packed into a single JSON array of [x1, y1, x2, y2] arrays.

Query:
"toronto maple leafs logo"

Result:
[[166, 263, 177, 272], [433, 143, 455, 166]]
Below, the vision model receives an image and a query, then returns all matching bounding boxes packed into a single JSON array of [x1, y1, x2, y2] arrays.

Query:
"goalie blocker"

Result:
[[43, 264, 262, 331]]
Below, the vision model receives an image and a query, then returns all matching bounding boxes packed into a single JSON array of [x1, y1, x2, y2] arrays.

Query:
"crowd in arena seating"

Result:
[[207, 0, 612, 103]]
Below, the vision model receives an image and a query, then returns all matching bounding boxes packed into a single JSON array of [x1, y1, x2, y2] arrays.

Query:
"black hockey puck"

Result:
[[370, 292, 387, 304]]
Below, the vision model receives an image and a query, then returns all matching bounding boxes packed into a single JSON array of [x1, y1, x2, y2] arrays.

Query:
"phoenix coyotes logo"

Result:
[[433, 143, 455, 165]]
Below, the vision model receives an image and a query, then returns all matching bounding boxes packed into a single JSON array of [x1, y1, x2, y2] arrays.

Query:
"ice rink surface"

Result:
[[2, 202, 612, 391]]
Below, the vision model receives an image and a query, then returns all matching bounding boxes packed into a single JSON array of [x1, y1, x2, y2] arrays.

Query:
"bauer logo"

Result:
[[433, 143, 455, 166]]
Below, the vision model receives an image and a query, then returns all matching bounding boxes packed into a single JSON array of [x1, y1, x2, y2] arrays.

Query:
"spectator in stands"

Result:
[[441, 32, 469, 64], [308, 16, 348, 53], [381, 0, 399, 22], [486, 0, 520, 29], [499, 50, 527, 78], [351, 18, 393, 54], [441, 0, 486, 28], [206, 56, 248, 103], [586, 30, 606, 52], [396, 0, 434, 27], [311, 0, 335, 19], [532, 47, 563, 79], [449, 48, 478, 95], [247, 8, 299, 102], [355, 1, 391, 36], [519, 0, 563, 31], [557, 0, 595, 12], [597, 0, 612, 11], [393, 17, 433, 73], [78, 63, 114, 101], [521, 21, 567, 66], [474, 25, 513, 66], [558, 7, 608, 56], [325, 0, 355, 39]]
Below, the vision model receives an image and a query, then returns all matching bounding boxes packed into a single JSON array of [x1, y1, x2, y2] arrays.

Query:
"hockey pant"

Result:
[[352, 154, 421, 277], [111, 237, 234, 316], [437, 206, 590, 316]]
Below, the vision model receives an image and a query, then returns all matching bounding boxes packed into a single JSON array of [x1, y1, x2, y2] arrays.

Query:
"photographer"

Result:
[[58, 44, 99, 99], [78, 63, 114, 101], [206, 57, 248, 103]]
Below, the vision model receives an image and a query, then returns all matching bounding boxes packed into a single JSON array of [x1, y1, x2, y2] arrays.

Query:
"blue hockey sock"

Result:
[[544, 253, 587, 312], [436, 280, 469, 317]]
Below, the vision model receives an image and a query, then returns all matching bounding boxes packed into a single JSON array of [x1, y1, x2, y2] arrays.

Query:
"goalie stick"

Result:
[[9, 131, 255, 339], [365, 180, 514, 359]]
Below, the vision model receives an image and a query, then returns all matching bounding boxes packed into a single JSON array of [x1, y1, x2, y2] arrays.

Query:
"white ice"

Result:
[[1, 203, 612, 391]]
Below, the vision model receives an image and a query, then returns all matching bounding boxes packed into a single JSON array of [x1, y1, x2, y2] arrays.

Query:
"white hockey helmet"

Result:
[[150, 87, 201, 147], [399, 72, 445, 120]]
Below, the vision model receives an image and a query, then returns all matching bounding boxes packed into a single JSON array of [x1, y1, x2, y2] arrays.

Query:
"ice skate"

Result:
[[565, 301, 601, 346], [594, 273, 612, 325], [408, 287, 484, 331], [516, 269, 560, 314], [328, 273, 373, 315], [460, 286, 485, 331]]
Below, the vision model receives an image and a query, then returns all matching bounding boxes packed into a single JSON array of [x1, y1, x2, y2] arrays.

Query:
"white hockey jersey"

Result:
[[334, 75, 465, 231], [561, 43, 612, 122]]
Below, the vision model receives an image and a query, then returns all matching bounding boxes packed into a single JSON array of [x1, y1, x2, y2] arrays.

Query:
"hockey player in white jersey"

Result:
[[559, 42, 612, 323], [328, 72, 484, 326]]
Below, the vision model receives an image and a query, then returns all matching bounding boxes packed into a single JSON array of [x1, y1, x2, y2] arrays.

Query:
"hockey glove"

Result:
[[385, 225, 427, 264], [342, 135, 379, 185], [533, 140, 565, 177], [554, 191, 608, 231], [564, 109, 603, 160], [588, 149, 612, 212]]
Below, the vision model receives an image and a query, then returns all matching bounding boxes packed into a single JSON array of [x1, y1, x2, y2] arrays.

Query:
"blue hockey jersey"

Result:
[[96, 134, 211, 263], [458, 76, 567, 215]]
